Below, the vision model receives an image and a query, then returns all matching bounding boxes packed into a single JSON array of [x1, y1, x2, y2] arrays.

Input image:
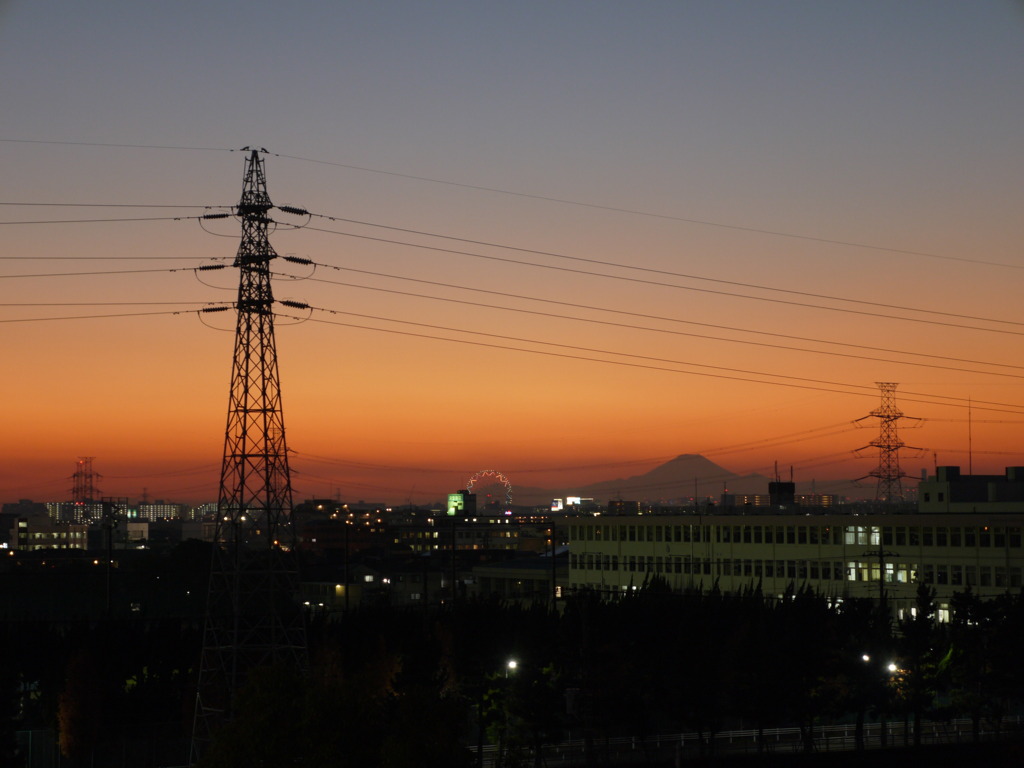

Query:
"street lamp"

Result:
[[506, 659, 518, 677]]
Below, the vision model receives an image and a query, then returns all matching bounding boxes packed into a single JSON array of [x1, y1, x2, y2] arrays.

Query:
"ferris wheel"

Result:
[[466, 469, 513, 511]]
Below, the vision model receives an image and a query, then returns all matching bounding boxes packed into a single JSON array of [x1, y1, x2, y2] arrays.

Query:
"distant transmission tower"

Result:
[[70, 456, 101, 522], [191, 148, 307, 762], [855, 382, 921, 505]]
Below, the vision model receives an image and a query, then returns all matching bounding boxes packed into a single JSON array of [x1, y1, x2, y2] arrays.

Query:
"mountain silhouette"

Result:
[[507, 454, 775, 506]]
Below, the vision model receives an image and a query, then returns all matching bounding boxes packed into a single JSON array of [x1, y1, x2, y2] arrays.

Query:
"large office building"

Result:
[[567, 512, 1022, 620]]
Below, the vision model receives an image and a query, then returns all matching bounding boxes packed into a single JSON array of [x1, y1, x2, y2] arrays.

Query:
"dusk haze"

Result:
[[2, 1, 1022, 507]]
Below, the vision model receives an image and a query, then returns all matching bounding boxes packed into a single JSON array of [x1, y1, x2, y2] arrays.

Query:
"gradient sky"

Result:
[[2, 1, 1023, 505]]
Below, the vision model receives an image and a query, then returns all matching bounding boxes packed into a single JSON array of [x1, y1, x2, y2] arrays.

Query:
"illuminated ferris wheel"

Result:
[[467, 469, 513, 511]]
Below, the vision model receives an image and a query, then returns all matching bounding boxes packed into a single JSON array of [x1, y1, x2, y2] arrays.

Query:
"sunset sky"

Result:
[[2, 1, 1023, 505]]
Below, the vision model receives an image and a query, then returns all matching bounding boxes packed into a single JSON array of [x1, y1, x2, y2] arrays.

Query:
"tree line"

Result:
[[3, 561, 1023, 767]]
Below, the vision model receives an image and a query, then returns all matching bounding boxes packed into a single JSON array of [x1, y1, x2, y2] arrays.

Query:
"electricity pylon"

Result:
[[70, 456, 101, 522], [191, 148, 307, 763], [855, 382, 922, 506]]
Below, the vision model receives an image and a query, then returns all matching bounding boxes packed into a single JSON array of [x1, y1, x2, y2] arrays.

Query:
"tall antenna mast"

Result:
[[191, 148, 307, 762], [968, 396, 973, 474]]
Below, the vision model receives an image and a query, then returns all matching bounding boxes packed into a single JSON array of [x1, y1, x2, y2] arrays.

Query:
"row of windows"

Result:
[[569, 553, 1024, 589], [571, 523, 1023, 549], [572, 553, 850, 580], [406, 542, 517, 552], [402, 530, 518, 540]]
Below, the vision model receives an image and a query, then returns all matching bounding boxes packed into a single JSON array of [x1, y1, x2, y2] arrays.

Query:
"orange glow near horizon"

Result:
[[2, 5, 1022, 506], [4, 170, 1023, 505]]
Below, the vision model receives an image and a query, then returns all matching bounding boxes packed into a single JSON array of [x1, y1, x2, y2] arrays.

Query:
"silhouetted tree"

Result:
[[0, 649, 21, 768], [57, 648, 104, 766], [897, 583, 942, 747]]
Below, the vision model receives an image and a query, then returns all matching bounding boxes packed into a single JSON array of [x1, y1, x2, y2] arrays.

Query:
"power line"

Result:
[[301, 302, 880, 392], [9, 242, 1019, 377], [929, 448, 1023, 457], [0, 256, 232, 261], [4, 246, 1018, 408], [699, 424, 860, 458], [301, 225, 1024, 335], [8, 206, 1017, 331], [5, 141, 1020, 471], [274, 154, 1019, 271], [104, 463, 218, 480], [292, 451, 680, 477], [739, 452, 863, 476], [280, 304, 1024, 415], [1, 138, 1011, 270], [281, 260, 1024, 372], [0, 308, 200, 324], [302, 214, 1022, 327], [289, 269, 1024, 381], [0, 266, 201, 279], [0, 138, 231, 152], [927, 418, 1024, 424], [291, 306, 874, 397], [0, 215, 200, 225], [0, 202, 226, 208], [0, 301, 232, 307]]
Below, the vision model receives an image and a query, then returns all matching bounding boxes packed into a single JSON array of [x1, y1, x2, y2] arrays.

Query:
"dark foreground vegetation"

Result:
[[2, 544, 1023, 767]]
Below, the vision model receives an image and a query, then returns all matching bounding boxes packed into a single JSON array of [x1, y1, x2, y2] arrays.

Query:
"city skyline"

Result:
[[2, 2, 1023, 505]]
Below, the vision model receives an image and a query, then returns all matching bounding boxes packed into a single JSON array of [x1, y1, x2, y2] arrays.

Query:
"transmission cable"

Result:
[[0, 138, 231, 152], [698, 423, 860, 457], [273, 254, 1022, 371], [287, 268, 1024, 380], [0, 215, 199, 225], [292, 450, 679, 477], [301, 214, 1021, 327], [0, 300, 232, 307], [0, 255, 234, 261], [273, 153, 1019, 271], [0, 202, 228, 209], [1, 138, 1012, 270], [0, 308, 199, 324], [0, 265, 208, 279], [281, 304, 1024, 415], [301, 225, 1024, 336]]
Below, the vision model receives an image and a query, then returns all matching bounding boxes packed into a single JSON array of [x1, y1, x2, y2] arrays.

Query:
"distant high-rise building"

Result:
[[447, 490, 476, 516], [607, 499, 641, 516], [138, 502, 187, 521], [47, 500, 102, 523]]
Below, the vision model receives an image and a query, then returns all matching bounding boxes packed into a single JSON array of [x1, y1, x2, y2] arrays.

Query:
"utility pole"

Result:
[[191, 148, 308, 763]]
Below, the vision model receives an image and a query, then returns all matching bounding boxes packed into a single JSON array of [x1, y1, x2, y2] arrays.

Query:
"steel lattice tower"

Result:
[[70, 456, 101, 522], [855, 382, 918, 505], [191, 149, 306, 763]]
